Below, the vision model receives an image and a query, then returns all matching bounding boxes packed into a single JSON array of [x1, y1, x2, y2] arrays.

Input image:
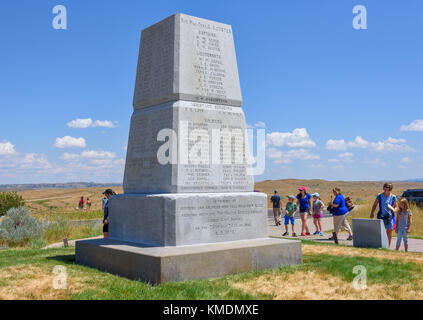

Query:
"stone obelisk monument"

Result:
[[76, 13, 301, 284]]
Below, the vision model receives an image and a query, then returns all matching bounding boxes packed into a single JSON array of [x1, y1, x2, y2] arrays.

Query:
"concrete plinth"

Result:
[[75, 237, 302, 284], [108, 192, 268, 246], [352, 218, 389, 249]]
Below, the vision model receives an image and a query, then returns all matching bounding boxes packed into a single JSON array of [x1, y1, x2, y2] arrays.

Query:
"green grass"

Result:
[[34, 210, 104, 221], [1, 241, 422, 299]]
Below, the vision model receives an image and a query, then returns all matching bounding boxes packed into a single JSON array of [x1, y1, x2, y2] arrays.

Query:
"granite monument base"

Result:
[[352, 218, 389, 249], [75, 237, 302, 284], [108, 192, 268, 246]]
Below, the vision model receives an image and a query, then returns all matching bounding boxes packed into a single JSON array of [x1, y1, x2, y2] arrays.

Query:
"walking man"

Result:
[[102, 189, 114, 239], [270, 189, 283, 226]]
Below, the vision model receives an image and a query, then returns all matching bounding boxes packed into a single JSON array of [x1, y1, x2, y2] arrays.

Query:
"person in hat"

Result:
[[312, 192, 325, 236], [270, 190, 283, 226], [296, 186, 311, 236], [283, 195, 298, 236], [102, 189, 114, 238]]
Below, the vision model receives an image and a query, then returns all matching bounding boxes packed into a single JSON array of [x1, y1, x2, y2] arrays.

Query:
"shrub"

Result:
[[42, 216, 73, 243], [0, 207, 43, 247], [0, 192, 25, 216]]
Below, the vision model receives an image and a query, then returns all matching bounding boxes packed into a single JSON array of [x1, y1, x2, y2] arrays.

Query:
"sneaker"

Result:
[[319, 232, 324, 236], [300, 232, 307, 236], [347, 235, 353, 240], [313, 231, 319, 235], [306, 232, 311, 236], [282, 232, 288, 236], [292, 233, 297, 237]]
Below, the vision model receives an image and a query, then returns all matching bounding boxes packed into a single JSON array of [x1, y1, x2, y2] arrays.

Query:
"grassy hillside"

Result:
[[18, 186, 123, 220]]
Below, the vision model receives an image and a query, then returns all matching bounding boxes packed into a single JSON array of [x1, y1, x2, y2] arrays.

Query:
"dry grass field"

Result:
[[17, 186, 123, 220]]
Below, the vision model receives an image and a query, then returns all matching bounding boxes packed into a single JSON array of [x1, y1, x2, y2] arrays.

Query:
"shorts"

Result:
[[300, 208, 310, 214], [383, 218, 394, 230], [284, 216, 295, 225], [313, 213, 323, 219], [103, 223, 109, 233]]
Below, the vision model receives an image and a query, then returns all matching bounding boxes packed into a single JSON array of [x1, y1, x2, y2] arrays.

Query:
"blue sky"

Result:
[[0, 0, 422, 184]]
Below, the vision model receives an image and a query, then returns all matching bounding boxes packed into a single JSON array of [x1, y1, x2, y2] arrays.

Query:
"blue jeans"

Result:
[[396, 228, 409, 247]]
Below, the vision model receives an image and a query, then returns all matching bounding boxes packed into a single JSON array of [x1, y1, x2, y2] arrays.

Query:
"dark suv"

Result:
[[401, 189, 423, 206]]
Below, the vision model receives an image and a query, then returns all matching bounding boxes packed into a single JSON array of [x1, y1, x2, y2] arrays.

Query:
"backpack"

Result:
[[345, 196, 355, 212]]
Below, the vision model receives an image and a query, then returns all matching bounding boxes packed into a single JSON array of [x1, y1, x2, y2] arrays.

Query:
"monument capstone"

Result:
[[76, 13, 302, 284]]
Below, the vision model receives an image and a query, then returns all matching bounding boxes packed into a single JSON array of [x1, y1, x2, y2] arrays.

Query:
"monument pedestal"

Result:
[[108, 192, 268, 246], [76, 238, 301, 284]]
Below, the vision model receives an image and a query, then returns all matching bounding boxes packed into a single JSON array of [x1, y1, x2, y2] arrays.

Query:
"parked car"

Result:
[[401, 189, 423, 206]]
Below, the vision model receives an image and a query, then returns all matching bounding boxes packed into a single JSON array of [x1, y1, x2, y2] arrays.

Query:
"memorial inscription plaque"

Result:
[[76, 13, 301, 284]]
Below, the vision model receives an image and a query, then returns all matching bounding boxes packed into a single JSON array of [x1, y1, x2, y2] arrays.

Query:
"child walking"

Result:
[[283, 195, 297, 236], [312, 193, 325, 236], [395, 198, 412, 252]]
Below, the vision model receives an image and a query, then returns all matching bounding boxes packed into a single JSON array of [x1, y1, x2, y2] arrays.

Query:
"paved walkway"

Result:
[[267, 217, 423, 253], [43, 235, 102, 249]]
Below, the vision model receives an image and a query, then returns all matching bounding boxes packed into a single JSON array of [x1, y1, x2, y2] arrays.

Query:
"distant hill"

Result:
[[0, 182, 122, 191], [255, 178, 423, 204]]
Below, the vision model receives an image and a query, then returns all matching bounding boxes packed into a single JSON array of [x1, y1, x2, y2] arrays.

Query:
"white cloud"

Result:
[[0, 141, 16, 155], [268, 148, 319, 164], [328, 152, 355, 163], [0, 152, 51, 171], [401, 157, 412, 163], [339, 152, 354, 158], [54, 136, 87, 149], [334, 165, 344, 169], [67, 118, 116, 129], [81, 150, 116, 159], [61, 150, 117, 161], [326, 139, 347, 150], [325, 136, 414, 153], [400, 120, 423, 132], [20, 153, 51, 169], [309, 163, 326, 169], [67, 118, 93, 128], [363, 158, 387, 166], [253, 121, 266, 128], [267, 128, 316, 148], [60, 153, 80, 161], [92, 120, 116, 128]]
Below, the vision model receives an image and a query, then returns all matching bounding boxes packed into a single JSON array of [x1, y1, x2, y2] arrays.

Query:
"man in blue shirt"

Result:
[[270, 190, 282, 226], [102, 189, 113, 238]]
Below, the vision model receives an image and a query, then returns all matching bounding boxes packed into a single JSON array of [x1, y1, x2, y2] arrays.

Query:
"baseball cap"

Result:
[[103, 189, 113, 195], [298, 186, 307, 191], [274, 189, 278, 193], [287, 195, 296, 200], [312, 192, 320, 197]]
